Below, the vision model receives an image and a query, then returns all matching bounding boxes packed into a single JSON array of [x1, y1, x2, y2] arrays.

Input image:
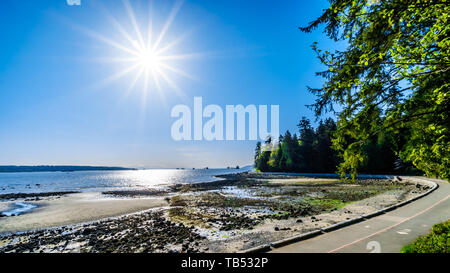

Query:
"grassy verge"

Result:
[[401, 220, 449, 253]]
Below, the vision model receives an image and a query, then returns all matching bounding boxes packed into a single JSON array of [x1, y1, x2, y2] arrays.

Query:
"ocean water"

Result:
[[1, 202, 38, 216], [0, 167, 252, 194]]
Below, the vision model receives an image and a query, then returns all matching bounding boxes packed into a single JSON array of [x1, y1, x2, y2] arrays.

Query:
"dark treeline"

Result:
[[254, 117, 419, 175]]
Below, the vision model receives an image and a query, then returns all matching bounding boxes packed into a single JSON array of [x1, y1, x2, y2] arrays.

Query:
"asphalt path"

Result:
[[270, 177, 449, 253]]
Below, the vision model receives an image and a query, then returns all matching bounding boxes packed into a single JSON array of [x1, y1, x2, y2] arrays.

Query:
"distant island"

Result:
[[0, 166, 137, 173]]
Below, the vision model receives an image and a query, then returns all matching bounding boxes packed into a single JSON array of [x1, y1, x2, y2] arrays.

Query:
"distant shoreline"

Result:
[[0, 166, 137, 173]]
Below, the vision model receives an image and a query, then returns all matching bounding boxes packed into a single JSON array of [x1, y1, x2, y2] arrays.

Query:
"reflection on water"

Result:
[[1, 202, 38, 216], [211, 186, 260, 199], [0, 167, 252, 194]]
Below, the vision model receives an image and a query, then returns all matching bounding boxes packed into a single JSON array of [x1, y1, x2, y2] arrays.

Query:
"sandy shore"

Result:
[[0, 173, 429, 253], [0, 192, 167, 233]]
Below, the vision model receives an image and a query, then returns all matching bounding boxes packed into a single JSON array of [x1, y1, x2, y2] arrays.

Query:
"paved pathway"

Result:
[[270, 177, 449, 253]]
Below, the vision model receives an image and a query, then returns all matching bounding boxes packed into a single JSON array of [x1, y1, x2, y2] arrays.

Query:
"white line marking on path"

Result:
[[396, 229, 411, 235], [328, 194, 450, 253]]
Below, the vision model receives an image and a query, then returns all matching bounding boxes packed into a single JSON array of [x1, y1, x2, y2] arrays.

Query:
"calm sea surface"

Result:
[[0, 167, 252, 194]]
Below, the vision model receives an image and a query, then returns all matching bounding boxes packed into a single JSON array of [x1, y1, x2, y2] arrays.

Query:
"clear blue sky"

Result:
[[0, 0, 338, 168]]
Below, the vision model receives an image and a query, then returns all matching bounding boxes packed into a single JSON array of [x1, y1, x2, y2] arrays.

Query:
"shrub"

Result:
[[401, 220, 449, 253]]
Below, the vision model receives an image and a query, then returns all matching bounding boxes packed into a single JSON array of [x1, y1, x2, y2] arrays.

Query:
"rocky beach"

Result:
[[0, 172, 429, 253]]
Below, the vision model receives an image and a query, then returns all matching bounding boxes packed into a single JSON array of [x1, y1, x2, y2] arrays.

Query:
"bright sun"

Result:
[[138, 49, 161, 70], [79, 0, 195, 101]]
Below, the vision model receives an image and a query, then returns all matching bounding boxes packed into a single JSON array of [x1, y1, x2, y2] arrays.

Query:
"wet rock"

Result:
[[0, 191, 79, 201]]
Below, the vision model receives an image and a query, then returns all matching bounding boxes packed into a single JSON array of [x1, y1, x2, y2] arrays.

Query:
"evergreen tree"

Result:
[[290, 133, 303, 171], [254, 141, 261, 166], [268, 144, 282, 171], [279, 131, 294, 171], [297, 117, 316, 171], [313, 118, 339, 172], [300, 0, 450, 180], [256, 136, 273, 172]]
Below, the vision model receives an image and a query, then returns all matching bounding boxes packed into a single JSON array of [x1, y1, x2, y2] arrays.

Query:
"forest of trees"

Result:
[[254, 117, 420, 175], [256, 1, 449, 180], [300, 0, 449, 180]]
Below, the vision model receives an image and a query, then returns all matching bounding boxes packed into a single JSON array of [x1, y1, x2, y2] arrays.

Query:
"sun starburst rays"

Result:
[[83, 0, 195, 104]]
